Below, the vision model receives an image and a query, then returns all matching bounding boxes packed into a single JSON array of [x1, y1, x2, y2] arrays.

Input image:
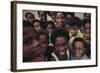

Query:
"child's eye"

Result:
[[23, 37, 33, 45]]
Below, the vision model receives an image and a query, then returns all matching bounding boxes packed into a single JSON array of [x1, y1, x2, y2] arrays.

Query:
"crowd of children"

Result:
[[23, 11, 91, 62]]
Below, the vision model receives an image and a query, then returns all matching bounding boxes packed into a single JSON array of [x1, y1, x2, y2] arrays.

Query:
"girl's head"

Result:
[[46, 21, 56, 34], [72, 38, 86, 59], [33, 19, 41, 32]]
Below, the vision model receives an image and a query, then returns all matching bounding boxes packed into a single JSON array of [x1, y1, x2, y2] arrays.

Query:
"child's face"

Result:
[[55, 37, 67, 56], [50, 12, 56, 22], [55, 12, 65, 28], [47, 24, 53, 34], [39, 11, 47, 22], [38, 35, 48, 53], [84, 23, 91, 30], [27, 14, 33, 19], [73, 41, 85, 59], [84, 13, 91, 20], [26, 14, 34, 23], [23, 27, 42, 60], [68, 25, 78, 36], [33, 22, 41, 32], [84, 29, 91, 43]]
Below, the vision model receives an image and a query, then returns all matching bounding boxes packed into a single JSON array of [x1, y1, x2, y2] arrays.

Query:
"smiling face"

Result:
[[55, 12, 65, 29], [55, 37, 67, 56], [73, 41, 85, 59]]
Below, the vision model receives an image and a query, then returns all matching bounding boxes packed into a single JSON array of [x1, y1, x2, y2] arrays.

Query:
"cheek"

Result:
[[41, 44, 48, 49], [74, 49, 84, 55], [23, 45, 33, 56]]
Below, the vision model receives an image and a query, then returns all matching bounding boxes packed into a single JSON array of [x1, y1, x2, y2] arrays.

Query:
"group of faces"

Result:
[[23, 11, 91, 62]]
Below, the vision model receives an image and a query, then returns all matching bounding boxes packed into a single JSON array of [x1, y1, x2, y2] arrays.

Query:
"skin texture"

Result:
[[33, 22, 41, 32], [46, 24, 53, 34], [38, 35, 48, 54], [54, 37, 68, 60], [23, 27, 45, 62], [55, 12, 65, 29], [68, 25, 78, 36], [73, 41, 85, 59]]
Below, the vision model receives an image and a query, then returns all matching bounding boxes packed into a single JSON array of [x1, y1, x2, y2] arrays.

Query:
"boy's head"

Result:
[[32, 19, 41, 32], [36, 30, 49, 53], [23, 24, 43, 62], [55, 12, 65, 29], [72, 37, 86, 59], [51, 29, 69, 56], [84, 13, 91, 21], [25, 12, 35, 23], [38, 11, 47, 22], [66, 18, 78, 36], [46, 21, 56, 34]]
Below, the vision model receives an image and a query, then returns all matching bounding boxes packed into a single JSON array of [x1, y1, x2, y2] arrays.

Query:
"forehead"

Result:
[[56, 37, 66, 43], [56, 12, 64, 17], [34, 21, 40, 24], [74, 41, 84, 46]]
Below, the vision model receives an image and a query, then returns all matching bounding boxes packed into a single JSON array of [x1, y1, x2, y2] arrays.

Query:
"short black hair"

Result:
[[50, 29, 69, 45], [25, 12, 35, 19], [72, 37, 86, 49]]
